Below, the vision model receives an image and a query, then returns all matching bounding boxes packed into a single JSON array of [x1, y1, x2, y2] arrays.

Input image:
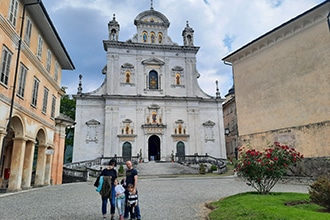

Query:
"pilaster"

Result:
[[7, 137, 26, 192]]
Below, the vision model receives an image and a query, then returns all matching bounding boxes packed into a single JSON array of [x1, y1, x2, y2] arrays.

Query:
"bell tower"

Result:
[[108, 14, 120, 41], [182, 21, 194, 46]]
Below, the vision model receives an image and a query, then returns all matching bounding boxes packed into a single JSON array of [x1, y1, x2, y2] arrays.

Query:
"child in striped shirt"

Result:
[[127, 183, 138, 219]]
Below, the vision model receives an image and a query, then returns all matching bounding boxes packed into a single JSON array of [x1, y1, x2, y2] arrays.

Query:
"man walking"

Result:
[[124, 161, 141, 220]]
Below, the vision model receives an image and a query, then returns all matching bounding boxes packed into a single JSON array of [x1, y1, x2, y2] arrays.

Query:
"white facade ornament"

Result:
[[85, 119, 100, 143]]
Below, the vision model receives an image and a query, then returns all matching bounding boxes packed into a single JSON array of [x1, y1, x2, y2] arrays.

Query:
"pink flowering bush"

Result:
[[234, 142, 304, 194]]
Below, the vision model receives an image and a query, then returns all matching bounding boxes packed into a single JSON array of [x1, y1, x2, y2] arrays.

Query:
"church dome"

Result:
[[134, 8, 170, 28], [132, 3, 172, 44]]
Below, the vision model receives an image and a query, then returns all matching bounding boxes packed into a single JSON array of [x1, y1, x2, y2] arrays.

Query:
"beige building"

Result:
[[222, 1, 330, 157], [222, 86, 238, 160], [0, 0, 74, 192]]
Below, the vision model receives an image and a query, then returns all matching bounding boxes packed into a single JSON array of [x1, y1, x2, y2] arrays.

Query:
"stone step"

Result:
[[135, 161, 199, 176]]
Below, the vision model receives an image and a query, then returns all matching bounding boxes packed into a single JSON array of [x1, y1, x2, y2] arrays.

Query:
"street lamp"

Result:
[[225, 127, 230, 136], [0, 0, 41, 177]]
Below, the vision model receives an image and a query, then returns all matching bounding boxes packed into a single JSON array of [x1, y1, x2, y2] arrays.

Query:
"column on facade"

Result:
[[104, 105, 118, 157], [160, 108, 167, 160], [34, 144, 47, 186], [136, 56, 143, 94], [51, 131, 60, 185], [187, 106, 198, 155], [163, 104, 171, 161], [44, 152, 52, 185], [107, 54, 119, 94], [185, 58, 194, 96], [52, 123, 66, 185], [216, 101, 226, 158], [0, 131, 5, 186], [7, 137, 26, 192], [136, 104, 144, 161], [21, 140, 35, 189]]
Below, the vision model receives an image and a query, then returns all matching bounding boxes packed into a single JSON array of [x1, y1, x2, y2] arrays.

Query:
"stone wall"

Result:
[[287, 157, 330, 178]]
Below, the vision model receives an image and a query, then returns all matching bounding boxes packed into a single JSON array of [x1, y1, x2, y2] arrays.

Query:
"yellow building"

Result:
[[0, 0, 74, 192], [222, 1, 330, 157]]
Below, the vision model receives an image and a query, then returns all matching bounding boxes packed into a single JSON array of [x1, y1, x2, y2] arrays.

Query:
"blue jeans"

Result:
[[102, 185, 116, 215], [124, 190, 141, 219], [116, 195, 126, 216]]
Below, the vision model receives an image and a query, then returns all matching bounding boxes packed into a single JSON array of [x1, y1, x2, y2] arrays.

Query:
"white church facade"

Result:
[[72, 5, 227, 162]]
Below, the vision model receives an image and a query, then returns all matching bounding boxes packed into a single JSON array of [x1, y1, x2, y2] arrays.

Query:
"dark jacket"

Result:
[[100, 176, 112, 198]]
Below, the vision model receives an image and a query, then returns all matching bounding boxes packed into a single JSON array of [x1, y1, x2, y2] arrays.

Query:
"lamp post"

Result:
[[0, 0, 41, 177], [225, 127, 230, 136]]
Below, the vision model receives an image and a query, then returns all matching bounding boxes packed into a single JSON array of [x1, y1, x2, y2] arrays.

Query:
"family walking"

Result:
[[96, 160, 141, 220]]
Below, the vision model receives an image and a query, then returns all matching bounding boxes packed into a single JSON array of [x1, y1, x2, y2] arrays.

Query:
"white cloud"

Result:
[[42, 0, 325, 97]]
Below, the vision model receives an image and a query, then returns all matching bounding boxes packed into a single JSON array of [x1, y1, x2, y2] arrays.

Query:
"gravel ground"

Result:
[[0, 176, 309, 220]]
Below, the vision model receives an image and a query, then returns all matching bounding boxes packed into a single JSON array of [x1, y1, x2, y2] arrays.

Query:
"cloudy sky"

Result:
[[42, 0, 325, 97]]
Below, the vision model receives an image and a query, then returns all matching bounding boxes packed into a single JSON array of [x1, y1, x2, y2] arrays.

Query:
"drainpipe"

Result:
[[0, 0, 41, 177], [327, 12, 330, 32]]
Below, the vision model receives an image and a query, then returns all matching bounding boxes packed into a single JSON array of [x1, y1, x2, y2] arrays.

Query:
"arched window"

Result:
[[158, 32, 163, 43], [151, 32, 155, 43], [187, 35, 192, 45], [149, 70, 158, 89], [142, 31, 148, 43]]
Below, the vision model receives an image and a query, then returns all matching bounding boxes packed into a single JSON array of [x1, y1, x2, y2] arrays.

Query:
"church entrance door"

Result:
[[122, 142, 132, 161], [148, 135, 160, 161], [177, 141, 185, 161]]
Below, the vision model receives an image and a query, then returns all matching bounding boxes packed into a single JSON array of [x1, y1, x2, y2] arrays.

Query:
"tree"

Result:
[[60, 94, 76, 121], [60, 94, 76, 163]]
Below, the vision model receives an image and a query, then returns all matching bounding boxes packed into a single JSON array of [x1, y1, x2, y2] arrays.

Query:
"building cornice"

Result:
[[222, 1, 329, 64], [22, 0, 75, 70], [103, 40, 200, 53], [73, 93, 223, 103]]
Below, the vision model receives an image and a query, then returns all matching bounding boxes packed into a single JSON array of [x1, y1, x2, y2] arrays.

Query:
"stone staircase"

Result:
[[135, 161, 199, 176]]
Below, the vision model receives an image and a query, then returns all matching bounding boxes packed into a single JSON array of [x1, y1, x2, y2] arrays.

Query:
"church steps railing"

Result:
[[62, 155, 226, 183]]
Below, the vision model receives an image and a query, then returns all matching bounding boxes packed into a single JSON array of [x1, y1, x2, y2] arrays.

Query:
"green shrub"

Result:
[[210, 164, 217, 172], [309, 175, 330, 211]]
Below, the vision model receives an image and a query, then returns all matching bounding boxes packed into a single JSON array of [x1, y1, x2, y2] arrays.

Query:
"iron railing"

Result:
[[62, 155, 226, 183]]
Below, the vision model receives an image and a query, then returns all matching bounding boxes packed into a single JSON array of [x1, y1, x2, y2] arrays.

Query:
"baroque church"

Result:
[[72, 3, 227, 162]]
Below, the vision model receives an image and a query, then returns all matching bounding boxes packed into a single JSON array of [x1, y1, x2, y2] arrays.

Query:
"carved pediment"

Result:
[[202, 120, 215, 127], [142, 57, 165, 66], [148, 104, 160, 110], [172, 66, 184, 71], [175, 119, 184, 124], [85, 119, 101, 126], [121, 63, 134, 69], [123, 119, 132, 123]]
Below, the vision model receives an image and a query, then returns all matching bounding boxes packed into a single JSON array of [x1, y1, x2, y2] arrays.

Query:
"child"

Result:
[[126, 183, 138, 219], [114, 178, 126, 220]]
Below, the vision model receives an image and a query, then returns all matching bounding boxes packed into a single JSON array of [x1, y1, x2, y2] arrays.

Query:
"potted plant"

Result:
[[118, 164, 124, 176], [210, 164, 218, 173], [199, 163, 206, 174]]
